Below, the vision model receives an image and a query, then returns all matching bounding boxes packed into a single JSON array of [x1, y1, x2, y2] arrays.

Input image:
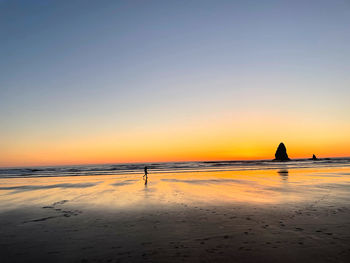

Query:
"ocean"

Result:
[[1, 158, 350, 178]]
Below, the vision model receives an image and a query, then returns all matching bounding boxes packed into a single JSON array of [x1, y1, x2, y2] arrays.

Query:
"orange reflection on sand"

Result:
[[0, 167, 350, 211]]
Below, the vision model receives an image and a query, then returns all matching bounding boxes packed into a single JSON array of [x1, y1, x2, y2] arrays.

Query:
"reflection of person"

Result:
[[143, 166, 148, 185]]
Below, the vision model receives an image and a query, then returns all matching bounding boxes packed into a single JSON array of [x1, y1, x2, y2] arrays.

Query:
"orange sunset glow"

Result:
[[1, 2, 350, 263], [2, 110, 349, 167]]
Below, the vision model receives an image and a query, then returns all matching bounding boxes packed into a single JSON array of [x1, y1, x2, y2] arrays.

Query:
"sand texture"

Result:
[[1, 167, 350, 262]]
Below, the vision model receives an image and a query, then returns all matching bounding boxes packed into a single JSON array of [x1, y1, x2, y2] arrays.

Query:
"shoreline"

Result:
[[1, 158, 350, 179], [1, 167, 350, 262]]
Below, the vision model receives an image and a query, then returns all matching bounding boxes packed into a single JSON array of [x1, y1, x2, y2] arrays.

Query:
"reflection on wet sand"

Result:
[[1, 167, 350, 262], [278, 169, 289, 181], [0, 167, 350, 211], [0, 182, 100, 193]]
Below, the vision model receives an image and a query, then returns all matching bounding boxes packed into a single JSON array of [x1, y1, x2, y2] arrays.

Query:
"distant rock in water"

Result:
[[274, 142, 290, 161], [312, 154, 318, 160]]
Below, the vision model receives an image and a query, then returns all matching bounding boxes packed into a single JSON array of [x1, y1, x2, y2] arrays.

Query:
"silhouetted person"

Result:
[[312, 154, 318, 160], [143, 166, 148, 185]]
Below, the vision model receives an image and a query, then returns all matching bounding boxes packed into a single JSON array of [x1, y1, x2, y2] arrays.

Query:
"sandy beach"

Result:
[[1, 166, 350, 262], [2, 1, 350, 262]]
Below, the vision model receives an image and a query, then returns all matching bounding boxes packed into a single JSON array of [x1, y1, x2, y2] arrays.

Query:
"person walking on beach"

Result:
[[143, 166, 148, 185]]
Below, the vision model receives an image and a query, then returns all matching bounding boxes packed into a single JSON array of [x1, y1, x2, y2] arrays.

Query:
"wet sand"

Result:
[[1, 167, 350, 262]]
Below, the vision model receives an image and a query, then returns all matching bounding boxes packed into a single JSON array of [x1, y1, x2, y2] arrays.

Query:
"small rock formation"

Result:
[[274, 142, 290, 161], [312, 154, 318, 160]]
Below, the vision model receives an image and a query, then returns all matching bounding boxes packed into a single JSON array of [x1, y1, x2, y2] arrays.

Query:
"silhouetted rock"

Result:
[[312, 154, 318, 160], [274, 142, 290, 161]]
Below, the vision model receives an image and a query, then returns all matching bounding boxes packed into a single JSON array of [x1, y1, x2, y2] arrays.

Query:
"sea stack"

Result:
[[274, 142, 290, 161]]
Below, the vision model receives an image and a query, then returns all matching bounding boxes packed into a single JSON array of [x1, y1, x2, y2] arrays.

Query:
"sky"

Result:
[[1, 0, 350, 167]]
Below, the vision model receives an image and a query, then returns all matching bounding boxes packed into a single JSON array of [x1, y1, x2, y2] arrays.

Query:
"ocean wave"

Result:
[[0, 158, 349, 178]]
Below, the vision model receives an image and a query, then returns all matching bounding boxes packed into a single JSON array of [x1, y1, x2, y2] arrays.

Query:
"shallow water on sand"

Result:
[[0, 166, 349, 212], [1, 166, 350, 262]]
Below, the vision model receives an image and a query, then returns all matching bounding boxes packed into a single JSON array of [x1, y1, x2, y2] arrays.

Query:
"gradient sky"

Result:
[[1, 0, 350, 167]]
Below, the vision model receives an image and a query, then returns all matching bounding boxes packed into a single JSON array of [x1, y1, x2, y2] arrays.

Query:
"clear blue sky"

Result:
[[1, 0, 350, 166]]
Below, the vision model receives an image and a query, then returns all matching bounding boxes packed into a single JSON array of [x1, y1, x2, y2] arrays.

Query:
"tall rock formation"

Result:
[[274, 142, 290, 161]]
